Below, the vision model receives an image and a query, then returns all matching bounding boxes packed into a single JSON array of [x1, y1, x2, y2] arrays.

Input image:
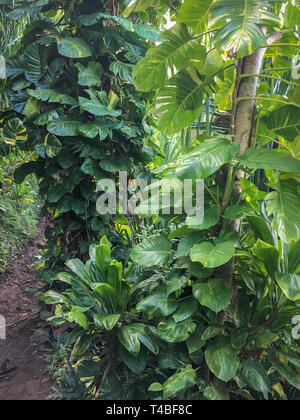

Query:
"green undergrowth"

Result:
[[0, 171, 40, 275]]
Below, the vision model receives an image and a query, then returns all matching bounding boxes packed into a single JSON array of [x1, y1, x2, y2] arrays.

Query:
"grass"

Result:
[[0, 168, 40, 275]]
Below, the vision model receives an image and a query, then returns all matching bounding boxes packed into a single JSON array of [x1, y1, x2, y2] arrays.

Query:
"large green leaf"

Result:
[[133, 23, 205, 92], [156, 68, 216, 134], [23, 43, 47, 84], [163, 365, 196, 399], [288, 240, 300, 273], [193, 278, 233, 313], [266, 179, 300, 243], [269, 355, 300, 391], [177, 0, 213, 33], [78, 95, 122, 117], [47, 119, 82, 136], [76, 62, 103, 87], [275, 272, 300, 301], [205, 338, 240, 382], [210, 0, 280, 58], [252, 239, 279, 280], [239, 359, 270, 398], [265, 105, 300, 142], [137, 286, 178, 317], [117, 323, 159, 357], [57, 38, 93, 58], [157, 318, 196, 343], [28, 89, 77, 106], [163, 137, 240, 180], [239, 148, 300, 173], [190, 241, 236, 268], [130, 237, 172, 267], [2, 118, 27, 146], [172, 297, 198, 323]]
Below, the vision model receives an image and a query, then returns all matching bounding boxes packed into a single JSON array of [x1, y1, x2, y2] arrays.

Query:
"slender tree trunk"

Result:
[[219, 31, 283, 302]]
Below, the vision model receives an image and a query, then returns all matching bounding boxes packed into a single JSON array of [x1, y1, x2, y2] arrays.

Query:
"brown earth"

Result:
[[0, 225, 54, 400]]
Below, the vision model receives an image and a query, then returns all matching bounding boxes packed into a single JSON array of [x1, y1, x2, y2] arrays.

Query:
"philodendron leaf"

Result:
[[269, 355, 300, 391], [239, 359, 270, 399], [193, 279, 233, 313], [57, 38, 93, 58], [190, 241, 235, 268], [137, 286, 178, 318], [205, 338, 239, 382], [157, 318, 196, 343], [253, 330, 279, 348], [266, 179, 300, 243], [210, 0, 280, 58], [130, 237, 172, 267], [252, 239, 279, 280], [239, 148, 300, 173], [117, 323, 159, 357], [133, 23, 204, 92], [163, 365, 196, 399], [275, 272, 300, 301], [76, 62, 103, 87]]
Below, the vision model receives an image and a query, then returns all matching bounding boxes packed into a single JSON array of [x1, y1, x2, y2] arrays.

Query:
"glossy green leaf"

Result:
[[57, 38, 93, 58], [163, 365, 196, 399], [193, 278, 233, 313], [156, 68, 215, 134], [168, 137, 240, 180], [239, 149, 300, 173], [205, 338, 239, 382], [133, 23, 205, 92], [275, 272, 300, 301], [252, 239, 279, 280], [137, 286, 178, 317], [240, 359, 270, 398], [253, 330, 279, 348], [266, 179, 300, 243], [130, 237, 172, 267], [190, 241, 235, 268], [210, 0, 280, 58], [172, 297, 198, 323], [157, 318, 196, 343]]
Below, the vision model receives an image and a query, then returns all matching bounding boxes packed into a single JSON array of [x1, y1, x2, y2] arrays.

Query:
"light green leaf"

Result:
[[166, 137, 240, 180], [252, 239, 279, 280], [130, 237, 172, 267], [57, 38, 93, 58], [177, 0, 213, 33], [133, 23, 205, 92], [190, 241, 235, 268], [239, 148, 300, 173], [76, 62, 103, 87], [266, 179, 300, 243], [210, 0, 280, 58], [156, 68, 215, 134], [275, 272, 300, 301]]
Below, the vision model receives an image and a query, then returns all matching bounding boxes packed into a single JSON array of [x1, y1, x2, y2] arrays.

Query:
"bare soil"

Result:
[[0, 225, 53, 400]]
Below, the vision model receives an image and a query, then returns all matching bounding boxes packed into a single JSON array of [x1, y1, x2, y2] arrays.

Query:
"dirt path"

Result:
[[0, 226, 53, 400]]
